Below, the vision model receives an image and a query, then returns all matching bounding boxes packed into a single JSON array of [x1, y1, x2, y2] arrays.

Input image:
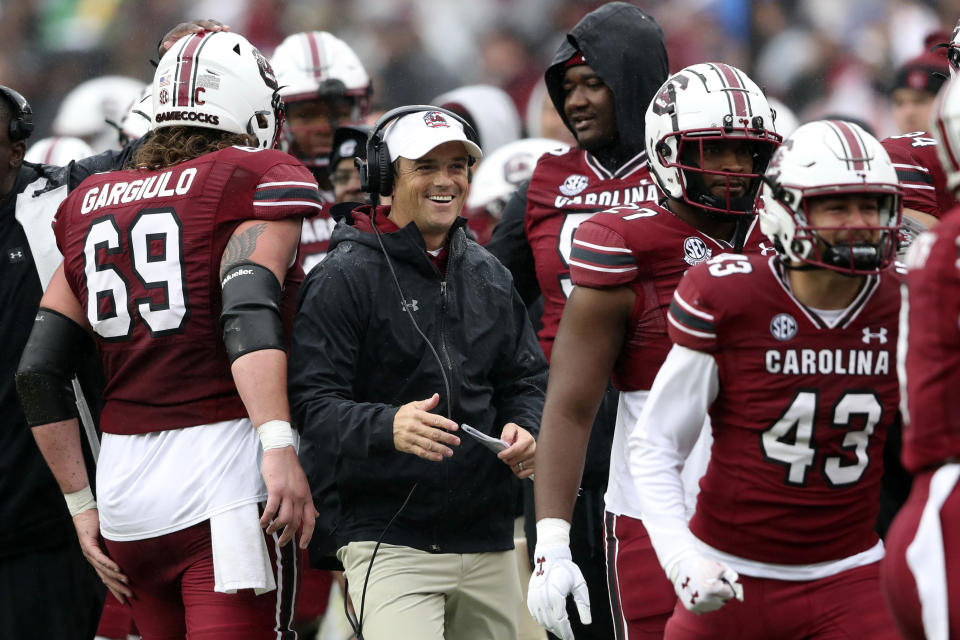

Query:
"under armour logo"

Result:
[[862, 327, 888, 344], [535, 556, 545, 577], [403, 299, 419, 312], [759, 242, 777, 256], [7, 247, 25, 263], [681, 577, 691, 589], [690, 591, 699, 605]]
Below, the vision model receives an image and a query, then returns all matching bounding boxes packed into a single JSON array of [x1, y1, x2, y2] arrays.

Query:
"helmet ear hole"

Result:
[[656, 141, 671, 158]]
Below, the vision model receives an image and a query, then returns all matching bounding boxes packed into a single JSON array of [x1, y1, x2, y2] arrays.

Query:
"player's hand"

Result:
[[73, 509, 133, 604], [498, 422, 535, 479], [667, 551, 744, 615], [158, 19, 230, 57], [392, 393, 460, 461], [527, 543, 591, 640], [260, 446, 317, 548]]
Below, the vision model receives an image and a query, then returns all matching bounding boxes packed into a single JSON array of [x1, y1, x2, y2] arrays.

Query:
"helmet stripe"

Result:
[[175, 32, 207, 107], [713, 63, 747, 118], [306, 32, 324, 82], [827, 120, 867, 171], [188, 33, 215, 107]]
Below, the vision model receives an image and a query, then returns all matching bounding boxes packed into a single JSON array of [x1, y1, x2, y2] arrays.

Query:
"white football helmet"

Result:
[[466, 137, 566, 218], [646, 62, 781, 216], [760, 120, 902, 274], [933, 76, 960, 195], [118, 85, 153, 146], [944, 20, 960, 78], [768, 97, 800, 138], [52, 76, 146, 153], [24, 136, 93, 166], [271, 31, 371, 166], [152, 31, 282, 149]]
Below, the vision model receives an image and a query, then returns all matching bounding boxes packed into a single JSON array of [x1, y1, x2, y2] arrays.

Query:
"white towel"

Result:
[[210, 503, 276, 594]]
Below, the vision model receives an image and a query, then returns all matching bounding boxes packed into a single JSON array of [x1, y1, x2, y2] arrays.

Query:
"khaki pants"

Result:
[[338, 542, 520, 640]]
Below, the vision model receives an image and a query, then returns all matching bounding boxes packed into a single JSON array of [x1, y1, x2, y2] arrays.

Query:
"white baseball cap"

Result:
[[383, 110, 483, 162]]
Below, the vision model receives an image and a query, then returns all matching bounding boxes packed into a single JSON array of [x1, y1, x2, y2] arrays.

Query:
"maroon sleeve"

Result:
[[251, 158, 323, 221], [667, 263, 720, 353], [568, 216, 637, 287], [882, 133, 939, 217]]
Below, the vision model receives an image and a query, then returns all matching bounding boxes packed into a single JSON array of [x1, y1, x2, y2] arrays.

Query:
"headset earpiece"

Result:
[[364, 104, 481, 199], [0, 85, 33, 143]]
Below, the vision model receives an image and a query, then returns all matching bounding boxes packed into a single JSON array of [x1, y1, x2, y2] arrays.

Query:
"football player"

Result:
[[271, 31, 372, 271], [881, 74, 960, 640], [16, 31, 318, 638], [527, 62, 781, 640], [489, 5, 670, 637], [629, 119, 902, 639]]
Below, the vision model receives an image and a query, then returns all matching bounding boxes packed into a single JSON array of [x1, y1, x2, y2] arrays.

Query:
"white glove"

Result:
[[527, 519, 591, 640], [667, 550, 744, 615]]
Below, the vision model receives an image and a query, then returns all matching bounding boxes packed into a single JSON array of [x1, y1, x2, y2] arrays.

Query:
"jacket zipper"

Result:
[[434, 278, 455, 553]]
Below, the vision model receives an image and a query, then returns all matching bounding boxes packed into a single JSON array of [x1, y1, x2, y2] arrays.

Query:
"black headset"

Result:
[[0, 85, 34, 142], [358, 104, 480, 198]]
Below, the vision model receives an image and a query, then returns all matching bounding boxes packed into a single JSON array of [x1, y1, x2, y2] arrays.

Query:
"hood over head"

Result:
[[545, 2, 668, 160]]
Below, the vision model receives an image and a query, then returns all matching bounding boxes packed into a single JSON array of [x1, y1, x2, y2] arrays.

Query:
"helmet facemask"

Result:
[[661, 124, 780, 217], [768, 183, 902, 275], [282, 91, 367, 168]]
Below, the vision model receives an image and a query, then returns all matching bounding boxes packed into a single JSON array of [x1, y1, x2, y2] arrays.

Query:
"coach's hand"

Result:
[[527, 519, 591, 640], [498, 423, 536, 479], [261, 446, 317, 548], [74, 509, 133, 604], [393, 393, 460, 461]]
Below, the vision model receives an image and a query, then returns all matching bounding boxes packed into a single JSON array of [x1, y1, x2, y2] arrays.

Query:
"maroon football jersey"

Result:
[[299, 199, 336, 273], [525, 147, 659, 359], [569, 202, 772, 391], [882, 131, 955, 218], [54, 146, 320, 435], [901, 208, 960, 471], [669, 254, 900, 564]]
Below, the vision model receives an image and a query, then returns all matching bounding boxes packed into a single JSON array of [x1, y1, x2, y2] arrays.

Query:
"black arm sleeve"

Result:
[[486, 181, 541, 306], [220, 262, 285, 363], [15, 309, 90, 427]]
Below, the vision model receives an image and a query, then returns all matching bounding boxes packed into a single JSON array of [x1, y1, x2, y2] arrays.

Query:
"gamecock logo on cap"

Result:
[[423, 111, 449, 128]]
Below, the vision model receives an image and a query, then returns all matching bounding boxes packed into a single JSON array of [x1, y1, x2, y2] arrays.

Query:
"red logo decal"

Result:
[[423, 111, 449, 128]]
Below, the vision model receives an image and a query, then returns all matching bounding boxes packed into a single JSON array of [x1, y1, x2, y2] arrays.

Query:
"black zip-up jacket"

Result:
[[290, 206, 547, 563], [1, 146, 135, 557]]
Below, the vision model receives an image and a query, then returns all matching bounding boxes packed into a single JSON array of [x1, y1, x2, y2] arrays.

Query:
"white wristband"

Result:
[[257, 420, 295, 451], [536, 518, 571, 547], [64, 486, 96, 517]]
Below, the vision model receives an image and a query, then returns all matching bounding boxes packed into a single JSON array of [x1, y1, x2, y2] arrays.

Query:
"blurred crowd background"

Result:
[[4, 0, 960, 144]]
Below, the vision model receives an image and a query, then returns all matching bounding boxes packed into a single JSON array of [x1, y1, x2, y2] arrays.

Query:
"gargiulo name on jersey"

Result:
[[80, 167, 198, 215], [764, 347, 891, 376]]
